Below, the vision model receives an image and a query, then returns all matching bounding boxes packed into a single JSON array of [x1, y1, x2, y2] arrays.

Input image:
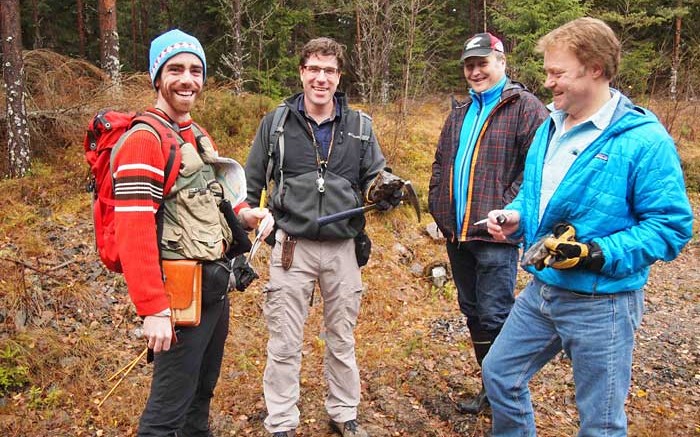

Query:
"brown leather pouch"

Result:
[[162, 260, 202, 326], [281, 236, 296, 271]]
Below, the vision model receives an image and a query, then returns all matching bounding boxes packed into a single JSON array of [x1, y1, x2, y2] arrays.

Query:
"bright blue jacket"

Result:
[[509, 93, 693, 294]]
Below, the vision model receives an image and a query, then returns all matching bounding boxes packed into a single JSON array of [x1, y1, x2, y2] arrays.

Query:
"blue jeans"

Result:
[[482, 279, 644, 437], [446, 241, 518, 333]]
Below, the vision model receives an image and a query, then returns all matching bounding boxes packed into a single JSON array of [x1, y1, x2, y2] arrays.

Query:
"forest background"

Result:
[[3, 0, 700, 177], [7, 0, 700, 99], [0, 1, 699, 436]]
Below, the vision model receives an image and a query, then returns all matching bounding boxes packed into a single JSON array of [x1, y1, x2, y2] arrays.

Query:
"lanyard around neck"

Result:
[[306, 120, 337, 167], [306, 120, 336, 193]]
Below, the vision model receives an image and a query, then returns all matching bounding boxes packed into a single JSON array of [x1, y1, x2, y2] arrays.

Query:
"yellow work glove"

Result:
[[543, 223, 604, 271]]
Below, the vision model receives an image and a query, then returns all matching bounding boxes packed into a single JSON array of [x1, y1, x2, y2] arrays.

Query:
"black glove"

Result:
[[375, 189, 403, 211], [230, 256, 259, 292], [366, 168, 405, 211], [543, 223, 604, 271]]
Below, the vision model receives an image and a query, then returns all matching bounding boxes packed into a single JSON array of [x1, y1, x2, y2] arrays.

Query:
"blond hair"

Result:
[[537, 17, 620, 80]]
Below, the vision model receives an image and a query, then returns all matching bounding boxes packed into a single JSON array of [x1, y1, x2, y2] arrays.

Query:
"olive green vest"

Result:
[[159, 125, 232, 260]]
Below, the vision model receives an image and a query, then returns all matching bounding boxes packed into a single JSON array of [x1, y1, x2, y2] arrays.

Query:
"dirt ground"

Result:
[[1, 205, 698, 437]]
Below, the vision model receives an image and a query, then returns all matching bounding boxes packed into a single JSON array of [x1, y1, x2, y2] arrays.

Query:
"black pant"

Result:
[[138, 295, 229, 437], [446, 240, 518, 334]]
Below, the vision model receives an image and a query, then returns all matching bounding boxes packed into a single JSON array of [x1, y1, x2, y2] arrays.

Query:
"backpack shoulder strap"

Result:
[[110, 113, 181, 199], [357, 110, 373, 160], [190, 121, 206, 139], [109, 121, 161, 180], [134, 112, 185, 195], [266, 103, 290, 191], [189, 121, 208, 153]]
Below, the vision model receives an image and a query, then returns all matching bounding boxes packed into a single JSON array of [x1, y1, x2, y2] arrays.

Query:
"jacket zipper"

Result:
[[459, 95, 517, 241]]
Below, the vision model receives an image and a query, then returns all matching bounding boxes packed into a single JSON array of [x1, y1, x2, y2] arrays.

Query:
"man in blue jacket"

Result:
[[482, 17, 693, 436]]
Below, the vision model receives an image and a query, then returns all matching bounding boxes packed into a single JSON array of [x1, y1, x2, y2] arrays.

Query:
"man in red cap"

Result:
[[428, 32, 548, 414]]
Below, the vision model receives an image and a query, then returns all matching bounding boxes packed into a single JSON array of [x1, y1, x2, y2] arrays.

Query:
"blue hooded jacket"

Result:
[[509, 93, 693, 294]]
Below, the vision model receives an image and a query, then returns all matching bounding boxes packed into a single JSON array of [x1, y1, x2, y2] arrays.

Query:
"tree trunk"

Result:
[[469, 0, 483, 35], [380, 0, 392, 104], [1, 0, 32, 178], [77, 0, 86, 58], [140, 1, 149, 64], [30, 0, 43, 49], [98, 0, 122, 93], [131, 0, 138, 68], [670, 10, 682, 101], [402, 0, 417, 114], [353, 0, 397, 106], [219, 0, 245, 94], [355, 4, 367, 102], [231, 0, 244, 93]]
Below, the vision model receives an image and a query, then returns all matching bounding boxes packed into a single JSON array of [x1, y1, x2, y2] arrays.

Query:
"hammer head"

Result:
[[402, 180, 421, 223], [521, 235, 551, 270], [366, 169, 405, 203], [521, 223, 576, 270], [366, 169, 421, 222]]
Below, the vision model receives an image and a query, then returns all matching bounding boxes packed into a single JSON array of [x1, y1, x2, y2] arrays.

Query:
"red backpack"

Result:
[[84, 110, 181, 272]]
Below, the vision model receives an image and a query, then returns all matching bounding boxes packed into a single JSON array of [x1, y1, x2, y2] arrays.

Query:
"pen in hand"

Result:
[[473, 214, 507, 226]]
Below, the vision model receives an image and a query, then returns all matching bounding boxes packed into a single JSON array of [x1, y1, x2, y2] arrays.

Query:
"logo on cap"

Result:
[[465, 36, 483, 50], [460, 32, 504, 61]]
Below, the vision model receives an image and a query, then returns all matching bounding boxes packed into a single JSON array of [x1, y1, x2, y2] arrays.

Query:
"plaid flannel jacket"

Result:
[[428, 79, 548, 243]]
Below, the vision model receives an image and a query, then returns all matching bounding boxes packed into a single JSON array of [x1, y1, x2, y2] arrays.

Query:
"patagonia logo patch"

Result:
[[594, 153, 609, 161]]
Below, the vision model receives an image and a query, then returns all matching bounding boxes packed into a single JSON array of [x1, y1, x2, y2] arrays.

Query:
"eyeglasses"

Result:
[[303, 65, 340, 77]]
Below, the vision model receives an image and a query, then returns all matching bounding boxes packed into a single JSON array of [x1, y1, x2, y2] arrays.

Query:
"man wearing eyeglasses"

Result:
[[241, 37, 389, 437]]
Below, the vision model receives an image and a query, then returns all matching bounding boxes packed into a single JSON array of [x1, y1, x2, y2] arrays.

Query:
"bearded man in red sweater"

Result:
[[112, 29, 272, 436]]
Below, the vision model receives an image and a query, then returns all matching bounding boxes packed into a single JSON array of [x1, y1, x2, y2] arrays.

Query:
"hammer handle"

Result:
[[317, 204, 378, 227]]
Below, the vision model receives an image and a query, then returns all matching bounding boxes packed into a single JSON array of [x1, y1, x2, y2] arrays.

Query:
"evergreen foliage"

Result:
[[7, 1, 700, 100], [490, 0, 588, 97]]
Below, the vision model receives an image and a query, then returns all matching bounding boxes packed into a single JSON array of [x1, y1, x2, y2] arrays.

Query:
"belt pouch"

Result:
[[281, 236, 296, 271], [354, 230, 372, 267], [162, 260, 202, 327], [201, 260, 231, 306]]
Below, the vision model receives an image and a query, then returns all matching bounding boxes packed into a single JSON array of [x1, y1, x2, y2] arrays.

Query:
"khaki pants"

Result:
[[262, 229, 364, 433]]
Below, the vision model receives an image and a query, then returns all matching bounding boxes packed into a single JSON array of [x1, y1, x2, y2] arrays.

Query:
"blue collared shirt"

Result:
[[297, 95, 341, 159], [539, 89, 621, 219]]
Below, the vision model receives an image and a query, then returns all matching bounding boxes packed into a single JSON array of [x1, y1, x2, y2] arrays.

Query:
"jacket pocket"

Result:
[[179, 142, 205, 177], [172, 188, 225, 260]]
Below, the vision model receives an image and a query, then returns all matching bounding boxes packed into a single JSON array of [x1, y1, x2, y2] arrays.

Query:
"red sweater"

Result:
[[113, 109, 247, 316]]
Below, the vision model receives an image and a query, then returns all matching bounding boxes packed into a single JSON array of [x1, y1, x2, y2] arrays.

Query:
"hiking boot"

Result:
[[271, 431, 296, 437], [330, 419, 369, 437], [456, 386, 490, 414]]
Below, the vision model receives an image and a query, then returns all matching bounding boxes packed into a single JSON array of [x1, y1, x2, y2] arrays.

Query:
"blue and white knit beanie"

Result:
[[149, 29, 207, 88]]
